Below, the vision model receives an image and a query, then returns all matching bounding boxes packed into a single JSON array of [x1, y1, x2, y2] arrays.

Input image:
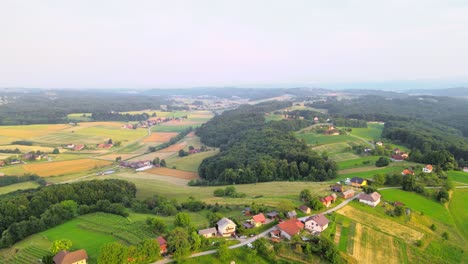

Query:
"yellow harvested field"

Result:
[[0, 124, 71, 138], [0, 145, 55, 153], [350, 223, 403, 264], [188, 113, 213, 118], [337, 206, 424, 242], [146, 167, 199, 180], [23, 159, 112, 177], [97, 153, 139, 161], [142, 132, 178, 143], [159, 142, 187, 152]]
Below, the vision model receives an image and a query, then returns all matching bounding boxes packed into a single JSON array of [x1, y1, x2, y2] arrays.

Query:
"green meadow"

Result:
[[349, 123, 384, 141], [447, 170, 468, 184], [296, 133, 360, 145]]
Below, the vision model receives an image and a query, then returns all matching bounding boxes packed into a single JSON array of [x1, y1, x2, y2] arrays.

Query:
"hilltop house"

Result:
[[217, 218, 236, 237], [277, 218, 304, 240], [350, 177, 367, 187], [423, 165, 433, 173], [342, 189, 355, 199], [53, 249, 88, 264], [304, 214, 329, 233], [358, 192, 382, 207], [198, 227, 217, 238], [156, 236, 167, 254], [251, 213, 266, 227], [299, 205, 311, 214]]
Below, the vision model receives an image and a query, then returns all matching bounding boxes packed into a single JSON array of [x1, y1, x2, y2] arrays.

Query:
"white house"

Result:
[[304, 214, 329, 233], [358, 192, 382, 207], [422, 164, 433, 173], [217, 218, 236, 237]]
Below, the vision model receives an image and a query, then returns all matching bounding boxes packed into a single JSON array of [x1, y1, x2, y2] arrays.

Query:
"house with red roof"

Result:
[[401, 169, 415, 176], [304, 214, 329, 233], [320, 195, 335, 207], [422, 164, 433, 173], [156, 236, 167, 254], [277, 218, 304, 240], [250, 213, 266, 227], [73, 144, 85, 151]]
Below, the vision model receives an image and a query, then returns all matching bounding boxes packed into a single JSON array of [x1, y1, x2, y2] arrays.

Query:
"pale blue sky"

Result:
[[1, 0, 468, 89]]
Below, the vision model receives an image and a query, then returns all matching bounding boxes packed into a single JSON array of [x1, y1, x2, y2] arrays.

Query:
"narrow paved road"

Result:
[[153, 193, 362, 264]]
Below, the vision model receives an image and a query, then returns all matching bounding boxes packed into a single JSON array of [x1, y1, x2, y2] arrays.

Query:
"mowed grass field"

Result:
[[15, 159, 112, 177], [335, 165, 405, 181], [166, 150, 219, 172], [142, 132, 178, 143], [152, 124, 199, 132], [349, 123, 384, 141], [449, 189, 468, 240], [336, 156, 381, 170], [447, 170, 468, 184], [145, 167, 199, 180], [379, 189, 452, 225]]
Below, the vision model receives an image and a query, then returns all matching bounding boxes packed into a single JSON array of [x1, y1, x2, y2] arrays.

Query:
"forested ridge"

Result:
[[0, 180, 136, 247], [196, 102, 337, 185], [0, 91, 166, 125], [313, 95, 468, 163]]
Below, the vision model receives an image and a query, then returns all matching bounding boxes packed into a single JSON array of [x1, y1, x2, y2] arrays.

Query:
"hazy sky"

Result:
[[1, 0, 468, 89]]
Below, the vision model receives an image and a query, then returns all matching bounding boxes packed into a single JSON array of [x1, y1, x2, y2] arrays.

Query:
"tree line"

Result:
[[90, 112, 150, 122], [195, 102, 337, 185], [0, 179, 136, 248]]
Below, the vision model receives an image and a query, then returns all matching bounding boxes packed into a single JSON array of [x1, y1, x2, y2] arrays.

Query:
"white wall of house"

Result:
[[305, 221, 328, 233], [280, 230, 292, 240], [359, 198, 380, 207]]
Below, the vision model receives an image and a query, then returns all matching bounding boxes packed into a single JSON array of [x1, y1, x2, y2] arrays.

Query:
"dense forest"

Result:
[[0, 180, 136, 247], [313, 95, 468, 163], [0, 90, 166, 125], [196, 102, 337, 185]]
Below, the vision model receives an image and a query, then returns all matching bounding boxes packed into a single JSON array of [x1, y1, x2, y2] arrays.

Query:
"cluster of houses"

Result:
[[22, 152, 49, 161], [66, 143, 85, 151], [122, 116, 187, 130], [119, 160, 153, 171], [390, 148, 409, 162]]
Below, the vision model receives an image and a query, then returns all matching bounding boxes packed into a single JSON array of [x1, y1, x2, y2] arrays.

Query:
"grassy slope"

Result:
[[336, 156, 381, 170], [296, 133, 360, 145], [166, 150, 219, 172], [449, 188, 468, 240], [379, 189, 452, 225], [447, 170, 468, 184], [349, 123, 384, 141], [0, 181, 40, 195]]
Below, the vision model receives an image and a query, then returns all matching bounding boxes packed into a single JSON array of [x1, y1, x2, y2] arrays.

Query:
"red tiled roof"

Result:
[[252, 213, 266, 223], [320, 195, 333, 203], [425, 165, 433, 170], [277, 218, 304, 236]]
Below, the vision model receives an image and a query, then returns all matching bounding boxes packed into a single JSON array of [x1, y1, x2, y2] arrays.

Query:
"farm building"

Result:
[[266, 211, 279, 219], [287, 210, 297, 219], [251, 213, 266, 227], [270, 229, 281, 239], [217, 218, 236, 237], [135, 165, 154, 172], [120, 160, 151, 169], [53, 249, 88, 264], [350, 177, 367, 187], [304, 214, 329, 233], [198, 227, 217, 238], [299, 205, 311, 214], [330, 184, 344, 192], [156, 236, 167, 254], [342, 189, 355, 199], [358, 192, 382, 207], [277, 218, 304, 240], [73, 144, 85, 151], [320, 195, 336, 207], [422, 164, 433, 173]]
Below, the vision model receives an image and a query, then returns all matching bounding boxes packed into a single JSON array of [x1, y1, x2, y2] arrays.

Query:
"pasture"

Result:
[[296, 133, 361, 145], [0, 124, 71, 139], [142, 132, 178, 143], [349, 123, 384, 141], [22, 159, 112, 177], [336, 156, 381, 170], [335, 165, 403, 181], [0, 144, 55, 153], [379, 189, 452, 225], [447, 170, 468, 184], [166, 150, 219, 172], [449, 189, 468, 240], [152, 124, 198, 132]]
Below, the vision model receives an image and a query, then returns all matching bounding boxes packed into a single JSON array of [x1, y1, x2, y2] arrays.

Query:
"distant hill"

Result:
[[407, 87, 468, 98]]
